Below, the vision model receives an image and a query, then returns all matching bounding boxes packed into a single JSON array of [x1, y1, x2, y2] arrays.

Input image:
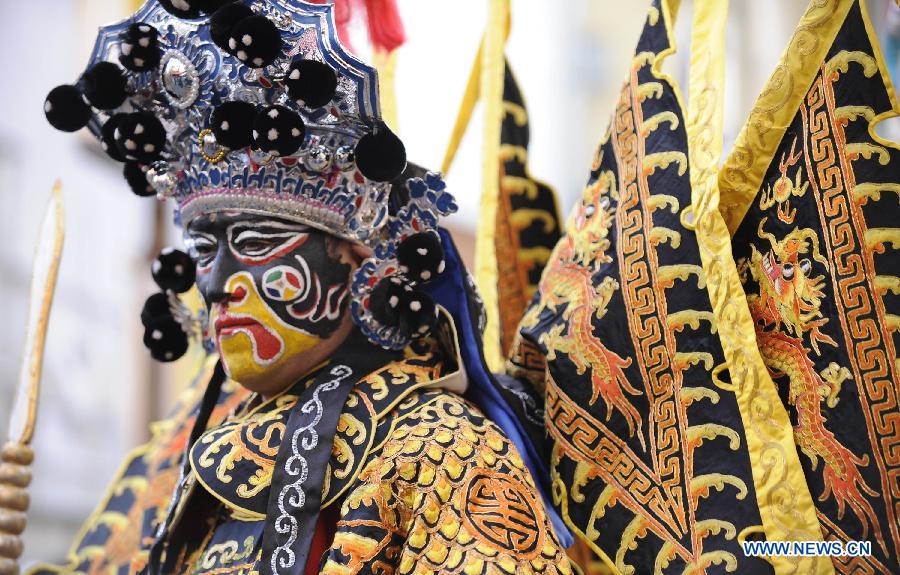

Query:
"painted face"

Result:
[[186, 212, 353, 386]]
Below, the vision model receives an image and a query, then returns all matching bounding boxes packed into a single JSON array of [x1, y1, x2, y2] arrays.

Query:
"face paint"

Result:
[[186, 213, 353, 385], [208, 271, 324, 381]]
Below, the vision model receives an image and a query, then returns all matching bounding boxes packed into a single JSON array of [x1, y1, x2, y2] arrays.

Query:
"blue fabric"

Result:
[[424, 228, 573, 547]]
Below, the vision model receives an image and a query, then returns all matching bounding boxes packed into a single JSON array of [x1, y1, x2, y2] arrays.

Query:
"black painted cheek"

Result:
[[251, 233, 352, 339], [196, 241, 244, 307]]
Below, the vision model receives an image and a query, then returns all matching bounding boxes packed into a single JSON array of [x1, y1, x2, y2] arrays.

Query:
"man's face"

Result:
[[186, 212, 354, 389]]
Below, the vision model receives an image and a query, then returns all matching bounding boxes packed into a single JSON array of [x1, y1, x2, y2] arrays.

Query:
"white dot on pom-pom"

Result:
[[389, 296, 399, 308], [390, 277, 402, 285], [417, 247, 428, 256], [144, 143, 155, 153], [291, 128, 300, 137], [420, 270, 431, 281], [139, 37, 150, 48], [437, 261, 446, 274], [125, 139, 137, 150], [174, 264, 184, 275], [172, 0, 190, 11], [152, 260, 161, 273], [164, 351, 174, 360], [134, 57, 145, 68], [268, 128, 279, 141], [289, 69, 300, 80], [221, 121, 230, 131], [229, 38, 237, 50], [139, 25, 151, 33], [237, 51, 248, 61], [268, 108, 279, 119], [161, 247, 174, 255], [102, 141, 108, 151], [134, 123, 145, 135], [44, 101, 53, 113], [152, 329, 162, 340], [410, 300, 422, 312], [418, 325, 429, 334], [122, 43, 133, 56], [253, 130, 259, 139], [253, 58, 264, 67], [242, 34, 253, 46]]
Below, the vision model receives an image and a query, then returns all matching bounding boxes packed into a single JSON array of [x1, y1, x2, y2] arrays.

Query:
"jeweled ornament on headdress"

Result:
[[45, 0, 457, 354]]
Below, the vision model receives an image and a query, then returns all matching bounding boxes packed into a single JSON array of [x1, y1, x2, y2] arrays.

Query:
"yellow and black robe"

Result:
[[27, 326, 571, 575]]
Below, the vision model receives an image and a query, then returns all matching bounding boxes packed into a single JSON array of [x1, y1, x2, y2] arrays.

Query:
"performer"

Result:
[[19, 0, 573, 573]]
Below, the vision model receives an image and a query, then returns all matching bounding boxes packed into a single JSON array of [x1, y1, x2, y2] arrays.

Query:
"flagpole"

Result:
[[0, 183, 65, 575]]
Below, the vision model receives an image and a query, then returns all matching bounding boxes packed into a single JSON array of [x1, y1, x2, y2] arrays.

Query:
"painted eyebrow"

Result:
[[188, 231, 217, 244], [228, 220, 310, 241]]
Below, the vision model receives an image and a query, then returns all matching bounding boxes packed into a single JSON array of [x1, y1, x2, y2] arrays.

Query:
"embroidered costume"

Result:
[[511, 0, 900, 573], [28, 336, 569, 574]]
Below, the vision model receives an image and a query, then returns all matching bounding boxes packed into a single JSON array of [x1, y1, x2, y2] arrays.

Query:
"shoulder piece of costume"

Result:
[[319, 390, 572, 575], [722, 1, 900, 572]]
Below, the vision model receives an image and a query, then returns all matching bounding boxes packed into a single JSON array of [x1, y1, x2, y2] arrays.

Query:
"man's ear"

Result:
[[350, 242, 374, 264]]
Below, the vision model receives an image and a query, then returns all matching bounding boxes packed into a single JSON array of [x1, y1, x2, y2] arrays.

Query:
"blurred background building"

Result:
[[1, 0, 899, 565]]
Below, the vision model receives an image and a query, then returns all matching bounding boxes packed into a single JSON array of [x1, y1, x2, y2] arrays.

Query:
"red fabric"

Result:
[[305, 0, 406, 54], [361, 0, 406, 52], [304, 505, 339, 575]]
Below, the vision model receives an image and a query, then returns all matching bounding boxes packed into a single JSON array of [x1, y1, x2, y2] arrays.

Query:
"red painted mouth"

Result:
[[214, 314, 262, 336], [214, 312, 283, 362]]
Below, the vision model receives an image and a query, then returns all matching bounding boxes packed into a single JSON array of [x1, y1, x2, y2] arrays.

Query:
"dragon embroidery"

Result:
[[523, 172, 643, 448], [743, 219, 881, 547], [758, 137, 810, 225]]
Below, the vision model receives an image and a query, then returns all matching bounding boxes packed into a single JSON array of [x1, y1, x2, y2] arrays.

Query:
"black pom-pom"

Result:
[[141, 292, 173, 327], [120, 23, 161, 72], [397, 232, 445, 283], [368, 275, 409, 327], [143, 319, 189, 362], [368, 275, 438, 337], [398, 288, 438, 338], [285, 59, 337, 108], [115, 112, 166, 162], [210, 2, 253, 47], [152, 248, 196, 293], [44, 85, 91, 132], [252, 105, 305, 156], [228, 14, 282, 68], [210, 101, 256, 149], [355, 124, 407, 182], [100, 114, 128, 162], [123, 161, 154, 197], [194, 0, 231, 13], [82, 62, 128, 110], [158, 0, 202, 19]]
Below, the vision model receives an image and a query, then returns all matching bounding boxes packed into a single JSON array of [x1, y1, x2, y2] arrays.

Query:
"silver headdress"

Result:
[[47, 0, 413, 245]]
